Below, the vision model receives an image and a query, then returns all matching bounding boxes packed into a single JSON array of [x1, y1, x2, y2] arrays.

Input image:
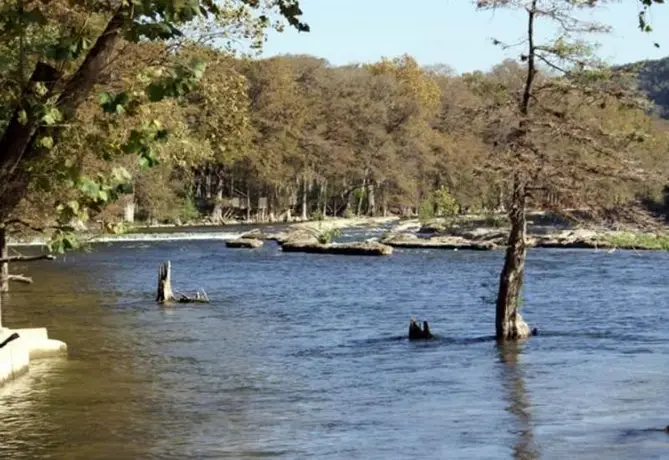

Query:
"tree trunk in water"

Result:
[[156, 261, 174, 303], [495, 181, 530, 340], [0, 228, 8, 293]]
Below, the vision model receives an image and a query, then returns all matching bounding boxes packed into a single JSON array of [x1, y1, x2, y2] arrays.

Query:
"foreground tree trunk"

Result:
[[493, 0, 537, 341], [0, 63, 62, 214], [0, 9, 125, 221], [495, 181, 530, 340]]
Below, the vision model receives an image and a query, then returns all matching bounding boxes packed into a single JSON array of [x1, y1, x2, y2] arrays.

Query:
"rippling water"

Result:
[[2, 233, 669, 459]]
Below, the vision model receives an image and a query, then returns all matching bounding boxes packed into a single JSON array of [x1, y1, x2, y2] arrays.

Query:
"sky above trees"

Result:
[[259, 0, 667, 73]]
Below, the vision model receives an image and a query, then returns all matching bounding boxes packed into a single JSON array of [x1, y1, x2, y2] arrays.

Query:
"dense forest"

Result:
[[7, 47, 669, 234], [2, 2, 669, 241]]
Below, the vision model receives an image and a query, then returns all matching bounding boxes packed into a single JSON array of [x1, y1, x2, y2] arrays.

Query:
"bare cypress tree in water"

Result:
[[476, 0, 658, 339]]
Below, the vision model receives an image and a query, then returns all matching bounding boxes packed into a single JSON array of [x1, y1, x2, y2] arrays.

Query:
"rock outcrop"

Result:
[[382, 222, 649, 251], [381, 233, 498, 251], [281, 241, 393, 256], [226, 238, 264, 249]]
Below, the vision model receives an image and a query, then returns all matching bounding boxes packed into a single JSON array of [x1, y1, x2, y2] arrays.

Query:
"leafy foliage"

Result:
[[0, 0, 309, 250]]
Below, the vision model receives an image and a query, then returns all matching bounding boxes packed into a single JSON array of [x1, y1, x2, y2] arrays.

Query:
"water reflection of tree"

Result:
[[498, 341, 540, 460]]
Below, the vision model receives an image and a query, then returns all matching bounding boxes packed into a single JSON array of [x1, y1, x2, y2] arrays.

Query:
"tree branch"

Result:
[[0, 254, 55, 263], [8, 274, 32, 284]]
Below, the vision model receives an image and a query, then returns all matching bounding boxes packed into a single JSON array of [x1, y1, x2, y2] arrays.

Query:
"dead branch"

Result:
[[0, 254, 55, 263], [7, 274, 32, 284]]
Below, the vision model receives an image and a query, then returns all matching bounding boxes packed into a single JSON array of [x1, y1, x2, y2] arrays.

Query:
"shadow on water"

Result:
[[349, 334, 498, 348], [497, 341, 540, 460]]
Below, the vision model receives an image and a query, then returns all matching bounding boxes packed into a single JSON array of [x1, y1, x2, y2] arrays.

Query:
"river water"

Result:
[[2, 228, 669, 459]]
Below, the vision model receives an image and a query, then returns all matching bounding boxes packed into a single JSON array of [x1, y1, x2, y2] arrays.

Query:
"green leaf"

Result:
[[99, 91, 112, 105], [66, 200, 80, 214], [100, 91, 132, 114], [139, 156, 151, 168], [42, 107, 62, 125], [39, 136, 54, 149], [111, 166, 133, 184], [34, 82, 48, 97], [78, 178, 100, 199]]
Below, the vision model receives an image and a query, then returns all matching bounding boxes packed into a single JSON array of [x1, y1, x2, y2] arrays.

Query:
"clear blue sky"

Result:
[[260, 0, 668, 73]]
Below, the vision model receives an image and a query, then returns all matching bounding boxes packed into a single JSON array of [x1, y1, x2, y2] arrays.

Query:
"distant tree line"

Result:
[[28, 49, 667, 227]]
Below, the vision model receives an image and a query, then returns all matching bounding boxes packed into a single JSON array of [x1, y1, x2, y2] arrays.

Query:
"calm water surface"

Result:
[[2, 232, 669, 459]]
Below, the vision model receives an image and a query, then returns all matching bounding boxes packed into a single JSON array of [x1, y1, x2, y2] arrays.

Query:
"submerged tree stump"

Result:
[[408, 319, 434, 340], [156, 261, 210, 304], [156, 261, 174, 303]]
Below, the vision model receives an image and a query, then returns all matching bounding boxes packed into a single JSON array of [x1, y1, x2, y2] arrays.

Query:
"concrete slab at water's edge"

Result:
[[0, 327, 67, 386]]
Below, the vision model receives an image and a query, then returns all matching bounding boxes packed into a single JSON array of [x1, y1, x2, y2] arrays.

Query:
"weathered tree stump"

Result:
[[408, 319, 434, 340], [156, 261, 209, 304], [156, 261, 174, 303]]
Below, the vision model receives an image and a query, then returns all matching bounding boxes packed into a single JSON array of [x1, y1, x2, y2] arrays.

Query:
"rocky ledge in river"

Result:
[[225, 238, 264, 249], [281, 241, 393, 256], [383, 225, 669, 251], [381, 233, 499, 251]]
